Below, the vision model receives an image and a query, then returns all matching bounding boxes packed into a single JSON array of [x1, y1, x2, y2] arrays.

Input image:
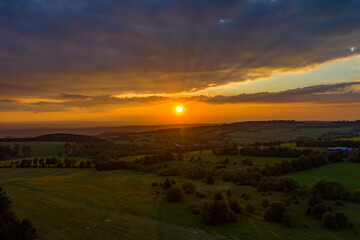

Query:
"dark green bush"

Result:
[[264, 201, 286, 222], [205, 175, 215, 185], [213, 191, 225, 201], [199, 200, 231, 225], [322, 212, 337, 229], [166, 186, 184, 202], [277, 176, 300, 192], [228, 199, 242, 214], [335, 211, 349, 228], [261, 198, 270, 209], [163, 178, 172, 190], [181, 182, 196, 194], [351, 189, 360, 202], [221, 171, 234, 182], [195, 191, 205, 199], [312, 203, 330, 219]]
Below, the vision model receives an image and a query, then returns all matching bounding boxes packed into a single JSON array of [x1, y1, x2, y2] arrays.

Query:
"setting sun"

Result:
[[176, 106, 183, 113]]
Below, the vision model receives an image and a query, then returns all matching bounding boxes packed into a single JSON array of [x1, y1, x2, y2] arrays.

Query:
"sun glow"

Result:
[[176, 106, 183, 113]]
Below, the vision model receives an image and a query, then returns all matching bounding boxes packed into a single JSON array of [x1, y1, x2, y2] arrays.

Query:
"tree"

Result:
[[205, 175, 215, 185], [264, 202, 286, 222], [335, 211, 349, 228], [181, 182, 196, 194], [64, 158, 76, 168], [213, 191, 224, 201], [163, 178, 172, 190], [79, 161, 85, 168], [166, 186, 184, 202], [312, 203, 329, 219], [21, 145, 31, 158], [199, 200, 231, 225], [351, 189, 360, 202], [261, 198, 270, 209], [86, 160, 92, 168], [322, 212, 337, 229], [0, 187, 37, 239], [228, 199, 242, 214], [277, 176, 299, 193]]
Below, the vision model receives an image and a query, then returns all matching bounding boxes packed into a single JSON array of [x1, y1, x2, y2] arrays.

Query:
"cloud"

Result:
[[0, 0, 359, 96], [0, 98, 18, 103], [199, 82, 360, 104], [0, 82, 359, 112]]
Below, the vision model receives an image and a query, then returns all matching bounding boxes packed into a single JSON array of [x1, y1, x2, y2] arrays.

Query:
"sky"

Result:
[[0, 0, 360, 126]]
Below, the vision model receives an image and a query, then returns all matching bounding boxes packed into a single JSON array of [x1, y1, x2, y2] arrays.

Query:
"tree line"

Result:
[[0, 157, 91, 169], [0, 145, 31, 161]]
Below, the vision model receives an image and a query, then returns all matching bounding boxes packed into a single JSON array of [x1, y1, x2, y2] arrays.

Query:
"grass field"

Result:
[[228, 127, 352, 144], [1, 168, 360, 240], [289, 162, 360, 190], [184, 150, 293, 166], [0, 141, 65, 157], [341, 136, 360, 141], [280, 143, 327, 152], [116, 150, 292, 167]]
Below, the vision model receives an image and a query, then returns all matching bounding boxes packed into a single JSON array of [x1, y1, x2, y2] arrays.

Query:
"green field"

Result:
[[228, 128, 352, 144], [1, 168, 360, 240], [184, 150, 293, 166], [341, 136, 360, 141], [116, 150, 292, 167], [0, 141, 65, 157], [289, 162, 360, 190]]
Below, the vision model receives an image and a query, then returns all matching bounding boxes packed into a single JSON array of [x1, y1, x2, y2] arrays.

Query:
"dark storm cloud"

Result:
[[0, 0, 360, 96]]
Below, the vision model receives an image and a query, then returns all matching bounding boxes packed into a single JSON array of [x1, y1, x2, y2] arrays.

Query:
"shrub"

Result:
[[163, 178, 172, 190], [195, 191, 205, 199], [326, 181, 351, 200], [322, 212, 337, 229], [261, 198, 270, 209], [334, 200, 344, 206], [305, 207, 312, 215], [310, 179, 351, 201], [205, 175, 215, 185], [224, 189, 232, 198], [228, 199, 242, 214], [157, 168, 182, 177], [186, 166, 207, 179], [190, 206, 200, 215], [277, 176, 300, 193], [181, 182, 196, 194], [213, 191, 224, 201], [257, 181, 269, 192], [351, 189, 360, 202], [264, 202, 286, 222], [335, 211, 349, 228], [221, 171, 234, 182], [312, 203, 330, 219], [166, 186, 184, 202], [246, 204, 255, 214], [282, 212, 294, 228], [199, 200, 231, 225], [188, 205, 200, 215]]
